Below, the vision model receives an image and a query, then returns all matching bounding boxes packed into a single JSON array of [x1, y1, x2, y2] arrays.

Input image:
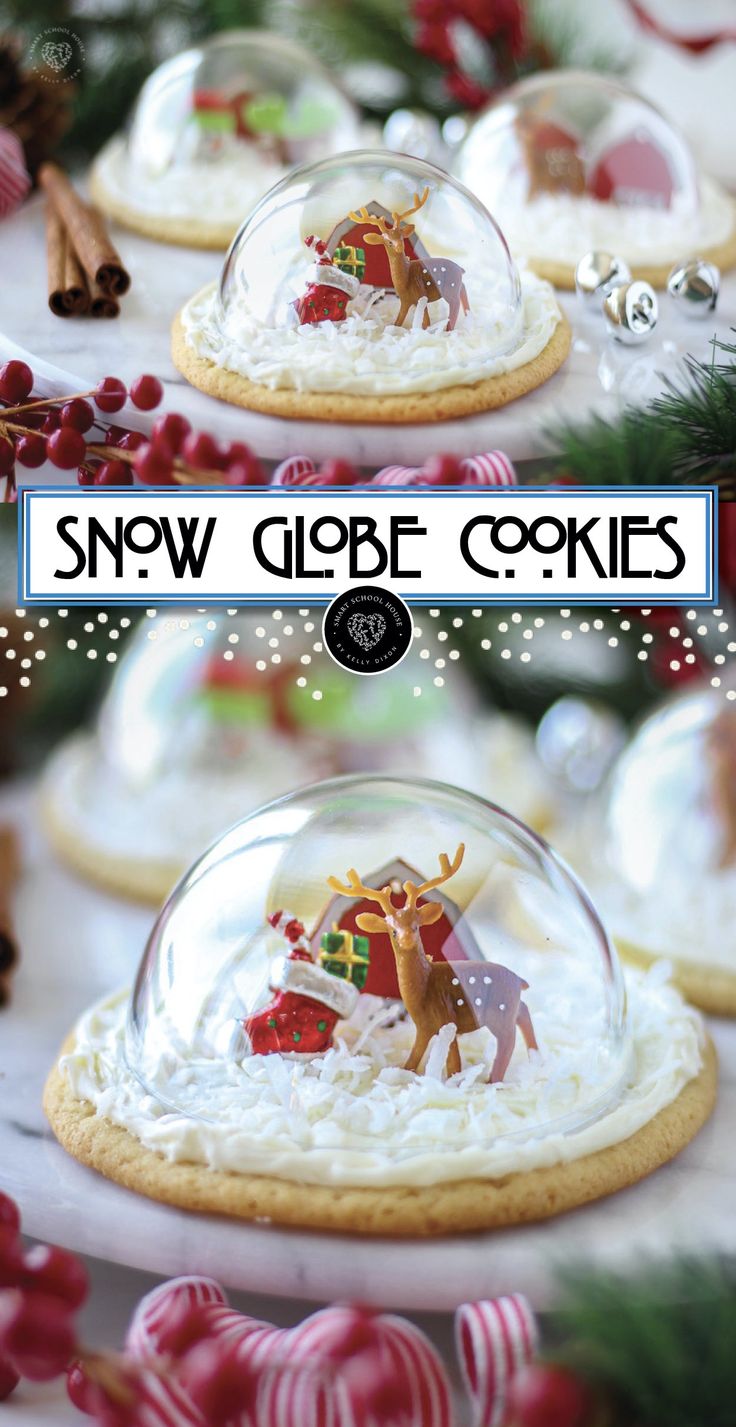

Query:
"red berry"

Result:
[[0, 1196, 20, 1236], [41, 410, 61, 435], [180, 1340, 258, 1426], [94, 377, 127, 414], [222, 439, 253, 468], [68, 1358, 142, 1426], [0, 1290, 77, 1381], [0, 1355, 19, 1401], [181, 430, 220, 471], [133, 442, 175, 486], [104, 425, 127, 446], [129, 374, 164, 411], [152, 412, 190, 455], [0, 440, 15, 477], [319, 458, 360, 486], [22, 1244, 89, 1310], [504, 1363, 593, 1427], [77, 466, 96, 487], [46, 427, 87, 470], [0, 1226, 23, 1288], [60, 398, 95, 433], [421, 453, 464, 486], [95, 460, 133, 487], [0, 360, 33, 404], [225, 458, 267, 487], [117, 431, 146, 452], [15, 433, 46, 468], [66, 1358, 94, 1411], [22, 410, 45, 430]]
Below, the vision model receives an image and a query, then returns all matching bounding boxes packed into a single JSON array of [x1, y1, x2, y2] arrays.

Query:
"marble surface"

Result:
[[2, 779, 736, 1317], [2, 194, 736, 479]]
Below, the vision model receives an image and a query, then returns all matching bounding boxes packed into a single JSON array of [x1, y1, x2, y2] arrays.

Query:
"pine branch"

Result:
[[550, 1259, 736, 1427], [550, 330, 736, 490]]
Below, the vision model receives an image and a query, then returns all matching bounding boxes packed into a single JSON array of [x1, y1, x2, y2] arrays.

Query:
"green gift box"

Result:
[[333, 245, 365, 280], [319, 925, 370, 990]]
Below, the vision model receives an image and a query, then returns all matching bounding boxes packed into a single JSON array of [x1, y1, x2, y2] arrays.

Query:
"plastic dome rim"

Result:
[[130, 769, 626, 1038]]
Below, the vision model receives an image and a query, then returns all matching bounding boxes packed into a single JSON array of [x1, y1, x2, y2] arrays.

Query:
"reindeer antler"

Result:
[[403, 843, 465, 909], [348, 205, 391, 235], [392, 187, 430, 231], [326, 867, 394, 916]]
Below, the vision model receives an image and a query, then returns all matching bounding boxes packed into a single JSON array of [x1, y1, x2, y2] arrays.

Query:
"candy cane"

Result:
[[371, 466, 422, 485], [459, 452, 517, 487], [0, 129, 31, 220], [456, 1295, 538, 1427], [127, 1278, 539, 1427], [126, 1276, 228, 1358], [272, 456, 317, 486]]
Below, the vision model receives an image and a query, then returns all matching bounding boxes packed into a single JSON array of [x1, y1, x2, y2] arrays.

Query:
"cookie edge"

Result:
[[170, 304, 572, 424], [44, 1031, 717, 1238]]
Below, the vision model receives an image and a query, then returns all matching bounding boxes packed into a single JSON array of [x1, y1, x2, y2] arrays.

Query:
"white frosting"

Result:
[[598, 871, 736, 972], [501, 177, 734, 266], [94, 134, 283, 227], [61, 958, 703, 1189], [43, 733, 321, 872], [180, 271, 562, 397]]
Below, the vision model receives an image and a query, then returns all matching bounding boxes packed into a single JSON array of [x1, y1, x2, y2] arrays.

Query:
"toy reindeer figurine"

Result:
[[327, 844, 537, 1083], [348, 189, 468, 330]]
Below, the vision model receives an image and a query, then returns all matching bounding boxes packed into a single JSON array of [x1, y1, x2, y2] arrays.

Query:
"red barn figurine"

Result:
[[310, 856, 482, 1000]]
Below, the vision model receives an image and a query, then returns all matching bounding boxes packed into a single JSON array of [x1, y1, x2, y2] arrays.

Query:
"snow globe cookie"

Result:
[[40, 611, 484, 904], [172, 150, 571, 422], [452, 69, 736, 289], [90, 31, 361, 249], [583, 686, 736, 1015], [45, 774, 714, 1235]]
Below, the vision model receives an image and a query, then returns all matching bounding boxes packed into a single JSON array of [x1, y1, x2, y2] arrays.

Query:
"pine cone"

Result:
[[0, 37, 75, 179]]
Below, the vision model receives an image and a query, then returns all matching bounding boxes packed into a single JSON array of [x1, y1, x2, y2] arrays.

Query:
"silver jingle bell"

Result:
[[575, 250, 631, 302], [667, 257, 720, 316], [603, 280, 658, 344]]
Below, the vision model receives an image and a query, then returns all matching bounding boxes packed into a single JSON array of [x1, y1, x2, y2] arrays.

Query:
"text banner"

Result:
[[19, 486, 716, 606]]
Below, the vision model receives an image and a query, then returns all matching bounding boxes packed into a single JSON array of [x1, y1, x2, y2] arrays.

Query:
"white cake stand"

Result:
[[2, 782, 734, 1313], [2, 195, 735, 478]]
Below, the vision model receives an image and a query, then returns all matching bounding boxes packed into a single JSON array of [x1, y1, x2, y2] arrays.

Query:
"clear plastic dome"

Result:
[[453, 70, 703, 271], [129, 32, 358, 179], [126, 776, 631, 1155], [92, 32, 361, 242], [98, 611, 470, 790], [595, 686, 736, 964], [217, 149, 523, 346]]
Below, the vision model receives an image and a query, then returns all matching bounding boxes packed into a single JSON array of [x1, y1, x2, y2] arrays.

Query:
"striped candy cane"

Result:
[[126, 1278, 539, 1427], [0, 128, 30, 219], [456, 1295, 538, 1427], [272, 456, 317, 486], [459, 452, 517, 487], [371, 466, 422, 486]]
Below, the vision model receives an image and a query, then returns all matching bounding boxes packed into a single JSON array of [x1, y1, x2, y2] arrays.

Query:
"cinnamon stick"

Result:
[[39, 163, 131, 297], [46, 203, 90, 316], [89, 281, 120, 319], [0, 825, 20, 1008]]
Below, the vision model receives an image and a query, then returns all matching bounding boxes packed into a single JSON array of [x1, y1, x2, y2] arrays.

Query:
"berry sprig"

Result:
[[0, 361, 268, 494], [0, 1190, 88, 1401]]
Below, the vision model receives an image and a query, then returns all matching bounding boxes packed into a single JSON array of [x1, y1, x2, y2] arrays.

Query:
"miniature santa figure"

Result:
[[296, 235, 360, 325], [243, 910, 360, 1055]]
